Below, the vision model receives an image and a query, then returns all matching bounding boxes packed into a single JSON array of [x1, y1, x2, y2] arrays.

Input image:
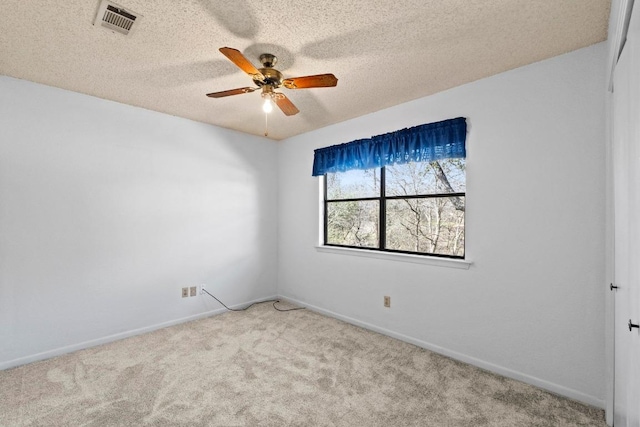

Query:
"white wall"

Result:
[[278, 43, 607, 406], [0, 76, 278, 368]]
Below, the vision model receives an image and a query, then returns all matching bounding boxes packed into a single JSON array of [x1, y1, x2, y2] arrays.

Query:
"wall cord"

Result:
[[202, 288, 304, 312]]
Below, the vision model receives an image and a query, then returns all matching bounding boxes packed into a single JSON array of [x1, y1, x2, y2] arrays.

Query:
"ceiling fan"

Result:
[[206, 47, 338, 116]]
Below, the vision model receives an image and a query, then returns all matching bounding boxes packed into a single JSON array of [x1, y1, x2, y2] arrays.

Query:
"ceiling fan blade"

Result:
[[274, 93, 300, 116], [282, 73, 338, 89], [206, 87, 257, 98], [219, 47, 265, 83]]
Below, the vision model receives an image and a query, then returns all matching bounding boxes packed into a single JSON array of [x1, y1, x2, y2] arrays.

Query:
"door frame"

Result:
[[607, 1, 636, 425]]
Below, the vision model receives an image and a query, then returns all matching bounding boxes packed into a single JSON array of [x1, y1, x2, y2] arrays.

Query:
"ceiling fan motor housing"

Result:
[[255, 67, 283, 88]]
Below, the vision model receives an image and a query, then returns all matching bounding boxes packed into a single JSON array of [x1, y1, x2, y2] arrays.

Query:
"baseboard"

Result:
[[280, 295, 605, 409], [2, 293, 605, 410], [0, 295, 278, 371]]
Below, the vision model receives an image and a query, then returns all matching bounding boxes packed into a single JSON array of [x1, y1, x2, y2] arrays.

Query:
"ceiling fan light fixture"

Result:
[[262, 93, 274, 114]]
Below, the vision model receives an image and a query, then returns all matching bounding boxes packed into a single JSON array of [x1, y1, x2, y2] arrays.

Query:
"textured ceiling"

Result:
[[0, 0, 610, 140]]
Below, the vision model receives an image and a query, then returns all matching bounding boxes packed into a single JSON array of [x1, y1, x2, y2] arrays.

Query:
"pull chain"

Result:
[[264, 112, 269, 137]]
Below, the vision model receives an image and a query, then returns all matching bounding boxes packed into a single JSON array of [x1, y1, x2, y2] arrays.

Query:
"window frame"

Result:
[[322, 164, 466, 259]]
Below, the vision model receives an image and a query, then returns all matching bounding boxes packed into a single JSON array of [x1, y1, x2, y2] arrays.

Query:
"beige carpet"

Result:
[[0, 302, 606, 426]]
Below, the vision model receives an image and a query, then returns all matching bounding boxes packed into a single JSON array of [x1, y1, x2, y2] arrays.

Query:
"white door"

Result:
[[613, 3, 640, 426]]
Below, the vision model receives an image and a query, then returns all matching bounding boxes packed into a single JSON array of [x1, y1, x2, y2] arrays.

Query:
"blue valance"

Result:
[[312, 117, 467, 176]]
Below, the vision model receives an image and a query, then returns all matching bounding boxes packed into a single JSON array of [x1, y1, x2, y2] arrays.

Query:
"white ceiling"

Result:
[[0, 0, 610, 140]]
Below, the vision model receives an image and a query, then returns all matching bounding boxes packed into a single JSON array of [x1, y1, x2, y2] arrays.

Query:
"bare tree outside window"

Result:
[[326, 170, 379, 248], [325, 159, 465, 258]]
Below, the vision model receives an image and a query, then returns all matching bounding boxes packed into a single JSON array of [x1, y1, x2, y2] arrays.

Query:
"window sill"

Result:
[[315, 246, 472, 269]]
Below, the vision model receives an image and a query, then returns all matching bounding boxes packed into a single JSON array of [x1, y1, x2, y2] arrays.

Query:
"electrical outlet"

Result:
[[384, 296, 390, 308], [190, 286, 197, 297], [200, 284, 206, 295], [182, 287, 189, 298]]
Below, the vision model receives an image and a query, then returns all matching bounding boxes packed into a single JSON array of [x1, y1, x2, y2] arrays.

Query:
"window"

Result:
[[324, 159, 465, 258], [313, 117, 468, 259]]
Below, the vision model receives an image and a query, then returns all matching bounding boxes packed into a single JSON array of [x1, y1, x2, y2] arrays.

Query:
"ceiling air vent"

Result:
[[94, 0, 141, 35]]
